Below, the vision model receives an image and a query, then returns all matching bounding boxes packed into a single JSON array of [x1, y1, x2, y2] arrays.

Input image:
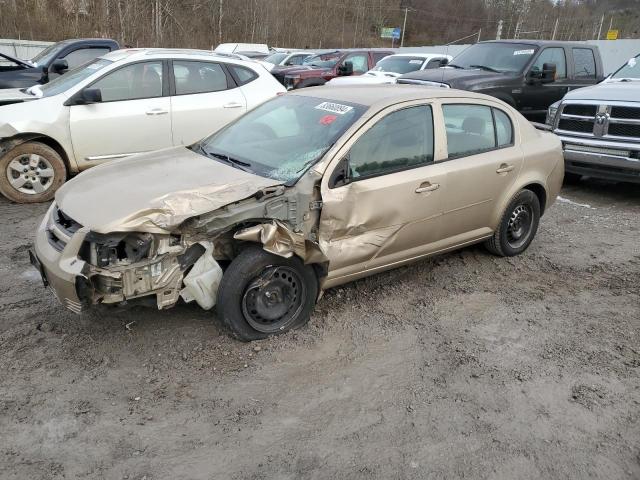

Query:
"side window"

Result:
[[531, 47, 566, 79], [373, 52, 390, 64], [493, 108, 513, 146], [62, 48, 110, 69], [173, 61, 228, 95], [443, 104, 496, 158], [228, 64, 258, 85], [573, 48, 596, 79], [345, 53, 369, 73], [426, 58, 443, 69], [91, 62, 163, 102], [349, 105, 433, 180], [287, 55, 306, 66]]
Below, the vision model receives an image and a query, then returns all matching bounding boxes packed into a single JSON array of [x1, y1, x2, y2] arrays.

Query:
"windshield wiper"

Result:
[[469, 64, 501, 73], [201, 147, 252, 172], [447, 63, 465, 69]]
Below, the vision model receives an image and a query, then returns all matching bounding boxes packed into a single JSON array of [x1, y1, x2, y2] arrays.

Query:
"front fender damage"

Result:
[[233, 219, 328, 262]]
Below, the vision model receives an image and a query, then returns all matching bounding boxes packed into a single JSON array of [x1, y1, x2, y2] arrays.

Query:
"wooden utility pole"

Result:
[[401, 7, 409, 47]]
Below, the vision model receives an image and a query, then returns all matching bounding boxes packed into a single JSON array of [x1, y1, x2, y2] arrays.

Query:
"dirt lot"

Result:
[[0, 180, 638, 480]]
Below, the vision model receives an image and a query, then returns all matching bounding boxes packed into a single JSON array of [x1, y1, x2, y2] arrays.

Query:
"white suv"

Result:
[[0, 49, 285, 203]]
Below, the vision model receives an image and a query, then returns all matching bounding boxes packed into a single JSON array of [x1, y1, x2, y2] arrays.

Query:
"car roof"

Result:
[[479, 39, 594, 48], [101, 48, 256, 65], [386, 53, 449, 58], [290, 84, 497, 108]]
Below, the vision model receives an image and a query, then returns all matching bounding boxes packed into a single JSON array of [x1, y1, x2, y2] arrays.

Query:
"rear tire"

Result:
[[485, 190, 540, 257], [0, 142, 66, 203], [216, 247, 318, 342]]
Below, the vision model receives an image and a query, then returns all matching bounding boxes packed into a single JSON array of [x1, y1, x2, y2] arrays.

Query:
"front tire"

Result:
[[0, 142, 66, 203], [485, 189, 540, 257], [216, 247, 318, 341]]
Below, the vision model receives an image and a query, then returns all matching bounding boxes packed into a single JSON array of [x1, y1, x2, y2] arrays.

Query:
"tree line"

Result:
[[1, 0, 638, 49]]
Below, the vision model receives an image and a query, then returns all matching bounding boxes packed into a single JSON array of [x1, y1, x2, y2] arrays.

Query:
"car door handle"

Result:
[[146, 108, 168, 116], [496, 163, 514, 174], [415, 182, 440, 193], [223, 102, 243, 109]]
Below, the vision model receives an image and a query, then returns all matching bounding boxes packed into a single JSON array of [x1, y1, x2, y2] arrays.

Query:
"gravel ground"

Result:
[[0, 179, 638, 480]]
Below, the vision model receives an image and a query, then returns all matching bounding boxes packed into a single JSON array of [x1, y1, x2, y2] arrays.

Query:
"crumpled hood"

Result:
[[56, 146, 282, 234], [563, 82, 640, 103], [399, 68, 507, 88]]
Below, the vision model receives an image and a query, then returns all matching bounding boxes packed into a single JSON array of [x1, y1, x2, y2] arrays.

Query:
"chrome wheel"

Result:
[[506, 204, 533, 249], [241, 266, 306, 334], [6, 153, 55, 195]]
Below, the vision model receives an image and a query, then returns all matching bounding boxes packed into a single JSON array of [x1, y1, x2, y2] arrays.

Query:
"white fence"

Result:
[[0, 39, 53, 60]]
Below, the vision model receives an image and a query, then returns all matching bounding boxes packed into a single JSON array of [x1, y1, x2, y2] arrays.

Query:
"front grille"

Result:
[[610, 106, 640, 120], [562, 104, 597, 116], [608, 123, 640, 138], [47, 205, 83, 252], [558, 118, 594, 133]]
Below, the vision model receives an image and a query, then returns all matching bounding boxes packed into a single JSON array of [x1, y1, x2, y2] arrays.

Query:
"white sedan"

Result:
[[327, 53, 452, 86], [0, 49, 285, 203]]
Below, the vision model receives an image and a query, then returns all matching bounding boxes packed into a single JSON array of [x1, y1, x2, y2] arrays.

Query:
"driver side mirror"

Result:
[[328, 156, 351, 188], [529, 62, 557, 84], [338, 61, 354, 76], [541, 62, 557, 83], [50, 59, 69, 74], [439, 57, 449, 67]]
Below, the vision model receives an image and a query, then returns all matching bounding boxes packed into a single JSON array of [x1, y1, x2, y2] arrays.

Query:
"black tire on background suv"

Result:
[[485, 189, 541, 257], [216, 247, 318, 342]]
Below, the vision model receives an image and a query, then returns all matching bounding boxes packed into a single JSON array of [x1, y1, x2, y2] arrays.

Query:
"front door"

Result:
[[319, 104, 446, 282], [438, 101, 523, 239], [521, 47, 570, 114], [69, 61, 173, 168]]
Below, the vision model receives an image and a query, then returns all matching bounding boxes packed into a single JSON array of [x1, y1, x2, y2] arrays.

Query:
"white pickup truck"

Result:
[[546, 54, 640, 184]]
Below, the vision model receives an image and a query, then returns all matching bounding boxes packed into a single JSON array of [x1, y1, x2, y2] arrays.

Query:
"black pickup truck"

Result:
[[0, 38, 119, 89], [398, 40, 604, 117]]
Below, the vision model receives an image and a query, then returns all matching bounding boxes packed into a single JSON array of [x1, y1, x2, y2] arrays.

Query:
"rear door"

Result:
[[169, 60, 247, 145], [570, 47, 599, 88], [69, 60, 173, 168], [436, 101, 523, 239]]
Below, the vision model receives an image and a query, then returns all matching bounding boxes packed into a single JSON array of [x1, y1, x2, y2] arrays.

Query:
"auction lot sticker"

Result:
[[315, 102, 354, 115]]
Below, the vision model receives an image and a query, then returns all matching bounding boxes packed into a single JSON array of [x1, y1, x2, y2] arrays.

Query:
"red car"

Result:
[[271, 50, 393, 90]]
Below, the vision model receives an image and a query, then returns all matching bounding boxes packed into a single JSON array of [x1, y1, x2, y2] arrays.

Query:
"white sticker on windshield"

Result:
[[315, 102, 353, 115], [409, 59, 423, 64], [513, 49, 535, 56], [628, 58, 637, 68]]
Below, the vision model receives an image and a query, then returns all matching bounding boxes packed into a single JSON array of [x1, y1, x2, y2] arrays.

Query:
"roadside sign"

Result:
[[381, 27, 401, 40], [606, 29, 619, 40]]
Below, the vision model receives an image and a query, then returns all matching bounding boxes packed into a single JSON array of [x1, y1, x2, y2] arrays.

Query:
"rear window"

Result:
[[229, 65, 257, 85]]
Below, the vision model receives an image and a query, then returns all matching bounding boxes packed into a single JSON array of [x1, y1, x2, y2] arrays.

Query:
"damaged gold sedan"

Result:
[[31, 85, 564, 341]]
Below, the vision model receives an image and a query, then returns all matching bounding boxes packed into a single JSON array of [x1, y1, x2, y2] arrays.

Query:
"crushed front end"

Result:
[[32, 203, 222, 313]]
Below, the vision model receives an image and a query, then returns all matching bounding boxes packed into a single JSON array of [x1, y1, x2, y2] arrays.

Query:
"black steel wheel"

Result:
[[485, 189, 541, 257], [242, 266, 306, 333], [217, 247, 318, 341]]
